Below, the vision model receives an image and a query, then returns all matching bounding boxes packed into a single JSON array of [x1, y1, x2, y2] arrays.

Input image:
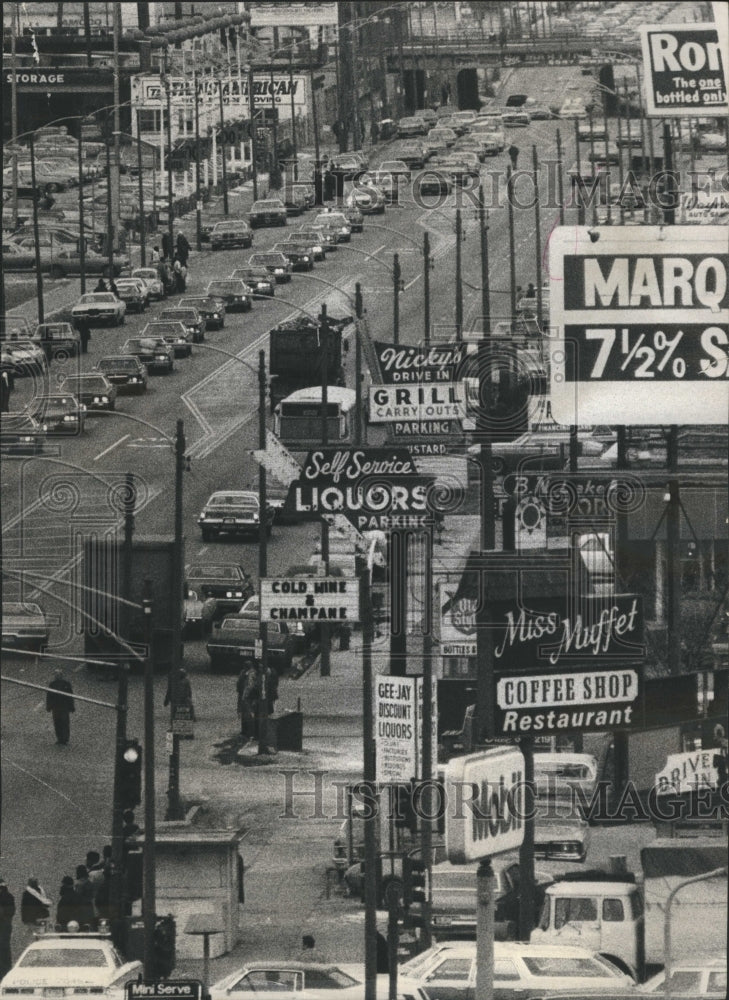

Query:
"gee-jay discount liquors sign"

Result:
[[548, 226, 729, 425]]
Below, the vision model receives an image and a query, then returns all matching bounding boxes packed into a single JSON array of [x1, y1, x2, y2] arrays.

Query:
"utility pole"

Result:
[[320, 304, 331, 678], [455, 208, 463, 340], [29, 135, 45, 324], [602, 92, 612, 225], [166, 420, 185, 821], [10, 3, 19, 232], [258, 350, 270, 753], [355, 282, 364, 446], [194, 72, 202, 251], [420, 529, 434, 949], [164, 51, 174, 261], [288, 49, 298, 177], [112, 2, 121, 251], [218, 81, 229, 215], [393, 253, 401, 346], [270, 63, 280, 190], [360, 549, 378, 1000], [142, 578, 156, 979], [247, 64, 258, 201], [532, 146, 543, 331], [105, 135, 115, 280], [556, 129, 564, 225], [507, 164, 517, 331], [135, 120, 146, 269], [423, 231, 431, 347], [574, 119, 585, 225], [77, 129, 88, 291]]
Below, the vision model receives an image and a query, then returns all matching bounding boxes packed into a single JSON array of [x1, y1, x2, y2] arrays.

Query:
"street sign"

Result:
[[640, 24, 727, 117], [495, 667, 641, 735], [259, 577, 360, 624], [171, 706, 194, 739], [126, 983, 202, 1000], [548, 226, 729, 425], [445, 749, 525, 863], [251, 430, 301, 487], [369, 384, 467, 424]]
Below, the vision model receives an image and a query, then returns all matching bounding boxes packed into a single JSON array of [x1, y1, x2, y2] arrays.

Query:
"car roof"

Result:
[[208, 491, 258, 502]]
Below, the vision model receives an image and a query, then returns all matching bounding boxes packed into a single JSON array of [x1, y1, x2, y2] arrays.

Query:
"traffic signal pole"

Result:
[[142, 580, 156, 978], [258, 350, 270, 753], [109, 664, 129, 931]]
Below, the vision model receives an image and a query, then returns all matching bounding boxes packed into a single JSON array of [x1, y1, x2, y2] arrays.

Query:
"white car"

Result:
[[0, 932, 143, 1000], [398, 941, 634, 995], [71, 292, 126, 327], [642, 956, 726, 996], [211, 962, 388, 1000], [132, 266, 165, 300]]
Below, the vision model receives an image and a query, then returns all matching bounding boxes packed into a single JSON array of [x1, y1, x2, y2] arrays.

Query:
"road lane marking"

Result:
[[93, 434, 129, 461], [404, 274, 421, 290]]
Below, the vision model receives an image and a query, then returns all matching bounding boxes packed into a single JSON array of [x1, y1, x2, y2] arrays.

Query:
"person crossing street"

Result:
[[46, 669, 75, 746]]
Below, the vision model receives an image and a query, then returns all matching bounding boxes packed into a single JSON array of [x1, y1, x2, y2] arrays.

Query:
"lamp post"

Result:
[[246, 64, 259, 202], [28, 134, 45, 324], [257, 350, 270, 754], [194, 72, 202, 251], [142, 579, 156, 978], [165, 419, 186, 821], [76, 127, 88, 291], [393, 253, 401, 346]]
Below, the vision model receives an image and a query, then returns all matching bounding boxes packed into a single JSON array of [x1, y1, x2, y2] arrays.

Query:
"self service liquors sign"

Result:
[[548, 226, 729, 426], [640, 24, 727, 117]]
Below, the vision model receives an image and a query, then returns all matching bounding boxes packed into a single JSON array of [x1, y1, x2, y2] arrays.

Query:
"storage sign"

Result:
[[549, 226, 729, 425], [445, 749, 525, 863], [259, 577, 360, 623], [640, 24, 727, 117]]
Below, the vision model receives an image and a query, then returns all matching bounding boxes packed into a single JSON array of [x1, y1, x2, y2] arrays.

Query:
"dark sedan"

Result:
[[229, 268, 275, 298], [179, 295, 226, 330], [206, 279, 253, 312], [249, 198, 287, 228], [159, 307, 205, 343], [58, 373, 117, 412], [247, 252, 293, 283], [0, 412, 45, 455], [33, 393, 86, 435], [121, 337, 174, 374], [95, 355, 148, 393], [273, 241, 314, 272], [142, 321, 193, 358], [185, 563, 255, 616], [207, 616, 295, 673], [210, 220, 254, 250]]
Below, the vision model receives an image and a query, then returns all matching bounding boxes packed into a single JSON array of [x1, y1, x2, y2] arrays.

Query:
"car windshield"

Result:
[[146, 324, 183, 336], [208, 282, 243, 294], [62, 376, 106, 390], [213, 222, 248, 231], [79, 294, 114, 304], [19, 948, 109, 968], [126, 339, 163, 351], [99, 358, 136, 371], [221, 619, 256, 631], [251, 255, 286, 264], [253, 200, 284, 210], [209, 494, 257, 508], [162, 311, 193, 320], [521, 956, 613, 978], [134, 270, 157, 279], [188, 565, 241, 579]]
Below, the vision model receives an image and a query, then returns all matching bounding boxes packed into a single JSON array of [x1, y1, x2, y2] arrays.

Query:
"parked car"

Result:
[[282, 188, 309, 216], [132, 267, 165, 300], [183, 583, 217, 638], [113, 277, 149, 313], [642, 956, 726, 996], [58, 373, 117, 412], [209, 963, 384, 1000], [95, 355, 148, 393], [184, 562, 255, 615], [313, 211, 352, 242], [1, 601, 50, 651], [0, 412, 45, 454], [206, 279, 253, 311], [71, 291, 126, 327], [121, 337, 174, 374], [249, 198, 288, 227], [197, 490, 274, 541], [229, 267, 275, 297], [398, 116, 428, 137], [2, 339, 46, 376], [159, 306, 205, 343], [329, 154, 365, 180], [33, 393, 86, 435], [415, 170, 453, 196], [33, 322, 81, 359], [247, 252, 293, 283], [207, 615, 295, 674], [273, 240, 315, 272], [210, 219, 254, 250], [179, 294, 226, 330]]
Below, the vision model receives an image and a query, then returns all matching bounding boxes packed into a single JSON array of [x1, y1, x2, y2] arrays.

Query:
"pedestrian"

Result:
[[0, 370, 11, 414], [94, 869, 112, 924], [86, 852, 104, 896], [94, 277, 107, 292], [176, 231, 190, 267], [323, 167, 336, 203], [20, 879, 51, 928], [0, 879, 15, 980], [299, 934, 326, 963], [108, 278, 119, 297], [73, 866, 95, 930], [150, 245, 162, 264], [236, 662, 260, 741], [76, 317, 91, 355], [713, 724, 728, 789], [370, 120, 380, 145], [46, 669, 74, 746], [526, 282, 536, 298], [264, 663, 279, 717], [55, 876, 80, 931], [172, 257, 187, 293], [161, 231, 172, 261], [157, 260, 171, 297]]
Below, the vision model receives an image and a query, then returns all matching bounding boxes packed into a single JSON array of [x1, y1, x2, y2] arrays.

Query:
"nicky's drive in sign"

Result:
[[374, 341, 470, 383]]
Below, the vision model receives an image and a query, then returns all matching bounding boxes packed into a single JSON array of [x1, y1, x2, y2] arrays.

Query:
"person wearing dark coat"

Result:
[[75, 317, 91, 355], [176, 232, 190, 267], [94, 870, 113, 923], [73, 866, 95, 931], [20, 879, 51, 927], [46, 669, 75, 745], [0, 880, 15, 980], [94, 278, 107, 292], [161, 232, 172, 261], [55, 877, 80, 931]]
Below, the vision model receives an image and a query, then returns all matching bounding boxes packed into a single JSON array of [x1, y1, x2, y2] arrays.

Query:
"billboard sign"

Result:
[[640, 24, 727, 117], [374, 341, 470, 384], [368, 384, 467, 424], [439, 586, 478, 657], [654, 749, 720, 794], [375, 678, 418, 784], [445, 749, 525, 863], [259, 577, 360, 624], [131, 74, 307, 112], [126, 985, 201, 1000], [548, 226, 729, 425], [249, 2, 339, 27]]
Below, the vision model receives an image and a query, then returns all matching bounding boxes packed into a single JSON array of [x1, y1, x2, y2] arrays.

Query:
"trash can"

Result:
[[265, 709, 303, 751]]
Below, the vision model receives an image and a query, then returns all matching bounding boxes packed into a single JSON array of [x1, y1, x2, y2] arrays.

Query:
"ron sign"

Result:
[[640, 24, 728, 117], [445, 749, 525, 863], [548, 226, 729, 425]]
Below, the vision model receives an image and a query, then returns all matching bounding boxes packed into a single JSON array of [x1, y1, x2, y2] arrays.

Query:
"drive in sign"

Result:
[[640, 24, 727, 117], [549, 226, 729, 425]]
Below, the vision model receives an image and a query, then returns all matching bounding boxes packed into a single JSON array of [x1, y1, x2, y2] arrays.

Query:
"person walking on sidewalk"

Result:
[[237, 662, 260, 741], [46, 669, 75, 746], [176, 231, 190, 267], [76, 316, 91, 355]]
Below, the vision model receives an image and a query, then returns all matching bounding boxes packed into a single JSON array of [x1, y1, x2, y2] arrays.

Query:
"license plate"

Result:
[[44, 989, 65, 997], [224, 518, 235, 524]]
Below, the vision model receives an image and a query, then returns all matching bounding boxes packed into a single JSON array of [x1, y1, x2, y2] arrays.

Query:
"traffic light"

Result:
[[119, 739, 142, 810], [402, 855, 427, 908]]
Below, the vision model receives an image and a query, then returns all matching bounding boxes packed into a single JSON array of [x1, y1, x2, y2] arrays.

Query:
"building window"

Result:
[[138, 109, 161, 133]]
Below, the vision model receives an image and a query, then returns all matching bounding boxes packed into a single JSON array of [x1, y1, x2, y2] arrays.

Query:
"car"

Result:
[[416, 108, 438, 129], [33, 393, 86, 435], [201, 212, 240, 242], [329, 155, 365, 180], [71, 292, 126, 327], [288, 180, 316, 209], [249, 198, 288, 228], [282, 188, 309, 216], [502, 108, 532, 126], [343, 204, 364, 233], [210, 962, 386, 1000], [0, 412, 46, 455], [273, 241, 315, 271], [641, 956, 726, 996], [142, 320, 192, 358], [206, 615, 295, 673], [487, 427, 606, 476], [121, 337, 174, 374], [210, 219, 254, 250], [183, 583, 217, 638], [528, 105, 554, 120], [58, 373, 117, 412], [159, 306, 205, 343], [398, 116, 429, 137], [455, 136, 489, 161], [425, 127, 458, 153], [248, 252, 293, 283], [313, 211, 352, 242], [113, 277, 149, 313], [229, 267, 276, 297], [286, 234, 324, 264], [415, 170, 453, 196], [1, 601, 50, 650], [560, 98, 587, 120], [432, 154, 479, 184], [0, 931, 143, 1000], [206, 279, 253, 311], [533, 813, 592, 863], [380, 158, 410, 178], [440, 114, 469, 137], [298, 227, 336, 255], [1, 339, 46, 376], [94, 355, 148, 393], [395, 141, 427, 169], [184, 562, 255, 615], [240, 593, 307, 653], [32, 322, 81, 359], [698, 132, 727, 152], [197, 490, 275, 541], [397, 941, 634, 995], [348, 179, 389, 211], [132, 267, 165, 300], [179, 295, 226, 330]]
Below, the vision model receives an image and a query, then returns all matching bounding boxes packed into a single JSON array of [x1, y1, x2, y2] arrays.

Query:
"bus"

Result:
[[273, 386, 357, 446]]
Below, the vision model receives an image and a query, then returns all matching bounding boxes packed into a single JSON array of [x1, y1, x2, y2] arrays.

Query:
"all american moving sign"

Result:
[[548, 226, 729, 425]]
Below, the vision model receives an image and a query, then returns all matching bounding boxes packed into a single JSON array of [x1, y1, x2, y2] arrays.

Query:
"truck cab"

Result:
[[531, 874, 644, 982]]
